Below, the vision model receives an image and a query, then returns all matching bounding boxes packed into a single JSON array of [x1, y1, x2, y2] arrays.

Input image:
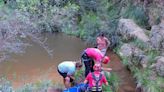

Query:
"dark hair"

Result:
[[76, 62, 82, 68], [99, 32, 105, 37]]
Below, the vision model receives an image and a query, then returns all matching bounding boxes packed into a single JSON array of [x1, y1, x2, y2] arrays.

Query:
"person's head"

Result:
[[102, 56, 110, 64], [75, 61, 82, 70], [99, 32, 105, 37], [93, 63, 101, 71]]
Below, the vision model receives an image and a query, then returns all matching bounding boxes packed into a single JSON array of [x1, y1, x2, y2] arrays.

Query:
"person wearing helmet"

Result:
[[81, 48, 110, 77], [84, 63, 109, 92], [96, 32, 110, 56], [57, 61, 82, 89]]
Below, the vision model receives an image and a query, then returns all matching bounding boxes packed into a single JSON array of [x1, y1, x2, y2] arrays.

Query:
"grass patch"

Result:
[[103, 72, 120, 92]]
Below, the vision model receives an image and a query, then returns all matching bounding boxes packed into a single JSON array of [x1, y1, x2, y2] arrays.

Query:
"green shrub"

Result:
[[145, 49, 160, 65], [131, 39, 148, 50], [123, 4, 149, 28], [16, 80, 55, 92], [0, 0, 4, 7], [103, 72, 119, 92], [133, 68, 164, 92], [0, 77, 13, 92]]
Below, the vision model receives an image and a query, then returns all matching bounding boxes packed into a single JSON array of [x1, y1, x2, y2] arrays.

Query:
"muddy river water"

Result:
[[0, 33, 136, 92]]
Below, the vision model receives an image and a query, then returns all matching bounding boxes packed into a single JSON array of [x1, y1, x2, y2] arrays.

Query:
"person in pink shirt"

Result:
[[84, 63, 109, 92], [96, 32, 110, 56], [81, 48, 110, 77]]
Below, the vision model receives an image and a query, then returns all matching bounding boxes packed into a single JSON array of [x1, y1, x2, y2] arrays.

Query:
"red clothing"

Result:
[[85, 48, 103, 62], [85, 71, 108, 87]]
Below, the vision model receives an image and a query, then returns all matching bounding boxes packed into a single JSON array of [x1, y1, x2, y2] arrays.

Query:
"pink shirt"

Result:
[[85, 48, 103, 62], [85, 71, 108, 87]]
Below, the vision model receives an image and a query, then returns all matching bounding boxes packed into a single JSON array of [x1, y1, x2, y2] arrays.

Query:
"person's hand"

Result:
[[102, 67, 112, 72], [65, 76, 70, 82], [106, 68, 112, 72], [69, 76, 75, 80], [80, 83, 88, 91]]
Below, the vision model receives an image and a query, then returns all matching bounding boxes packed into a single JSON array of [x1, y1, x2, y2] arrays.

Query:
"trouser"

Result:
[[57, 68, 74, 82], [81, 51, 94, 77], [84, 59, 94, 77]]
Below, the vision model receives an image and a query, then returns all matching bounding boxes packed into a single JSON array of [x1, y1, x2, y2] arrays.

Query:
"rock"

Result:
[[139, 55, 149, 68], [119, 43, 145, 67], [119, 44, 144, 57], [150, 25, 164, 48], [136, 82, 143, 92], [118, 19, 150, 42], [150, 23, 164, 50], [155, 57, 164, 77], [119, 44, 133, 57]]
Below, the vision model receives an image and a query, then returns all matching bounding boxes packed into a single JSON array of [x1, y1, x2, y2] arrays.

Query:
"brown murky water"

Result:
[[106, 50, 136, 92], [0, 33, 87, 89], [0, 33, 136, 92]]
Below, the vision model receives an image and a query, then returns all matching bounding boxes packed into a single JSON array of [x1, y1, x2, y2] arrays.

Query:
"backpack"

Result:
[[91, 72, 103, 91]]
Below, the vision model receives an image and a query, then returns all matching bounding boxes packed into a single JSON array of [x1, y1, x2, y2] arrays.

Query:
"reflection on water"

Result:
[[0, 33, 87, 89]]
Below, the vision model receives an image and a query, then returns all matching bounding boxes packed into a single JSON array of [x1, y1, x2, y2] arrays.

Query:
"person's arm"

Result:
[[69, 75, 75, 80], [105, 81, 109, 86], [101, 67, 112, 72], [67, 73, 75, 80], [83, 79, 88, 84], [67, 66, 76, 80], [102, 75, 109, 86], [105, 37, 110, 47], [82, 79, 89, 90], [84, 73, 90, 84], [96, 37, 101, 46]]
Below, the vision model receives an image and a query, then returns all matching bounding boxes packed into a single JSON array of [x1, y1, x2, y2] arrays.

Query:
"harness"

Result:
[[90, 73, 103, 91]]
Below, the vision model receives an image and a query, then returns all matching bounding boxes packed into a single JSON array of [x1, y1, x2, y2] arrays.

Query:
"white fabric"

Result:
[[58, 61, 76, 75], [100, 48, 107, 56]]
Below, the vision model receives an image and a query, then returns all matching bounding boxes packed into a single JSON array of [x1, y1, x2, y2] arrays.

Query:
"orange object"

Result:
[[103, 56, 110, 64]]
